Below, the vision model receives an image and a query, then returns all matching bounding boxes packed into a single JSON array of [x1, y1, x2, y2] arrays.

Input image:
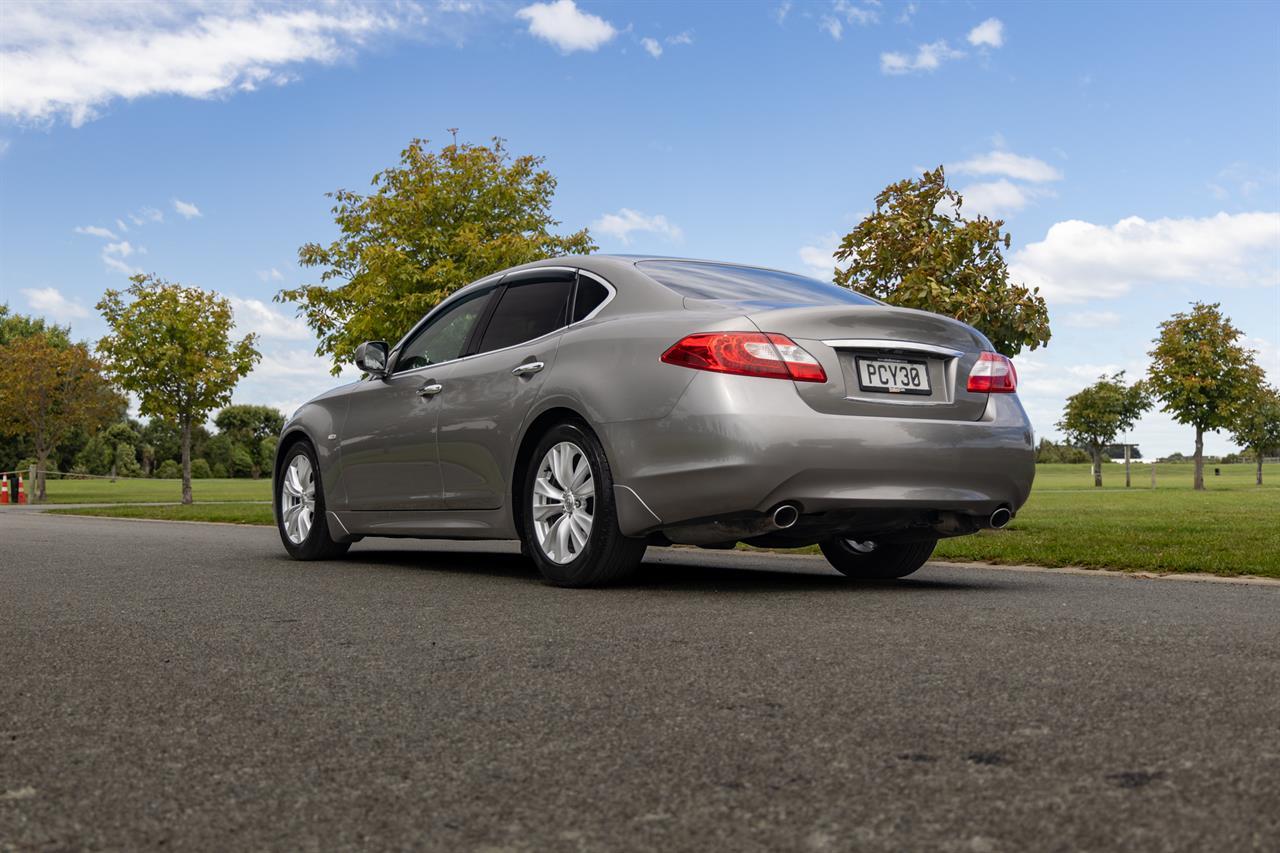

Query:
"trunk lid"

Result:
[[742, 304, 992, 421]]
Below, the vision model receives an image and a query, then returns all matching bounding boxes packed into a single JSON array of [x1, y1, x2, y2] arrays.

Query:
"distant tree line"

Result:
[[0, 302, 266, 501]]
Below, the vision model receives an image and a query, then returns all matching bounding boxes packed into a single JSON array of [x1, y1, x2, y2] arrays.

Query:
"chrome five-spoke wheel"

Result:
[[280, 453, 316, 545], [531, 441, 595, 564]]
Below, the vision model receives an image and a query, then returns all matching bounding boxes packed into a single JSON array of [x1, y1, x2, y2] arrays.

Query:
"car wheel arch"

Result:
[[510, 406, 596, 541], [274, 428, 313, 481]]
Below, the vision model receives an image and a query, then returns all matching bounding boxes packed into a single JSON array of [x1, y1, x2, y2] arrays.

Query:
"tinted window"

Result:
[[476, 279, 574, 354], [637, 260, 878, 307], [393, 288, 491, 372], [572, 276, 609, 322]]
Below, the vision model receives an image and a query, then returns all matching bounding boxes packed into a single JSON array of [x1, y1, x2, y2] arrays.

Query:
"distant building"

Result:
[[1104, 444, 1142, 461]]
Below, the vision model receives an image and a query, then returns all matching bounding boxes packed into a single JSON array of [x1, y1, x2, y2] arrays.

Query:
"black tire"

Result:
[[819, 537, 936, 580], [521, 422, 646, 587], [275, 441, 351, 561]]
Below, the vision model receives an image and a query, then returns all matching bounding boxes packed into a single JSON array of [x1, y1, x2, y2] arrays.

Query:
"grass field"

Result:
[[34, 477, 271, 504], [36, 462, 1280, 577], [48, 502, 273, 525]]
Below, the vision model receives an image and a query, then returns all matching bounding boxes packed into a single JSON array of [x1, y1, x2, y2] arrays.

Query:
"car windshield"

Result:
[[637, 260, 879, 307]]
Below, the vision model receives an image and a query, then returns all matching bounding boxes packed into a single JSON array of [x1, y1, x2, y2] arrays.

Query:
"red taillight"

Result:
[[967, 352, 1018, 393], [661, 332, 827, 383]]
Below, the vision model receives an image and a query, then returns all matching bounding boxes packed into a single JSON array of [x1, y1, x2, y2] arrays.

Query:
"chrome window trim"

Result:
[[386, 266, 617, 378], [821, 339, 966, 359]]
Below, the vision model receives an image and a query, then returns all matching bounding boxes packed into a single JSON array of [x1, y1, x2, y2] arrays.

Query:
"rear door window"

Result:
[[572, 276, 609, 322], [475, 278, 574, 354]]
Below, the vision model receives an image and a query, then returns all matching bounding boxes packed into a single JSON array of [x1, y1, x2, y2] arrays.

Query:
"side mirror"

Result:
[[354, 341, 389, 378]]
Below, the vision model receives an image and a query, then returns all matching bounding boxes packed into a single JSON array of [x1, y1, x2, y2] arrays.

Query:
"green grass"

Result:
[[46, 502, 273, 525], [35, 477, 271, 504], [927, 462, 1280, 577], [35, 462, 1280, 578]]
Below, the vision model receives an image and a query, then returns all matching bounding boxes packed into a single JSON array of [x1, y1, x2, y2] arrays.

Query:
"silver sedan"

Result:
[[274, 256, 1035, 586]]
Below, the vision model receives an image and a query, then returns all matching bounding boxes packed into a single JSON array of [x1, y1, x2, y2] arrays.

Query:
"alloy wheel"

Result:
[[532, 441, 595, 564], [281, 454, 316, 544]]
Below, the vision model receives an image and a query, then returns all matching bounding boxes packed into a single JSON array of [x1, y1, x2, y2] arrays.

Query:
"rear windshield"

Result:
[[637, 260, 879, 307]]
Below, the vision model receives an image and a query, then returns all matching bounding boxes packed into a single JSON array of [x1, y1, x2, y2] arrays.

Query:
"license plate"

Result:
[[855, 357, 931, 395]]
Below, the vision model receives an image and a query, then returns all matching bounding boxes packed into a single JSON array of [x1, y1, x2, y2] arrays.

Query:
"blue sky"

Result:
[[1, 0, 1277, 456]]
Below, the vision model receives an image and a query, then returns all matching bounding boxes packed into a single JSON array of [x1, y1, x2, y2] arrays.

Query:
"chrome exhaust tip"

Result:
[[772, 504, 800, 529], [989, 507, 1012, 529]]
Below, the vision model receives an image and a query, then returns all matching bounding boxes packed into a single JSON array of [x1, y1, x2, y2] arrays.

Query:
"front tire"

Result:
[[819, 537, 936, 580], [276, 441, 350, 561], [521, 422, 646, 587]]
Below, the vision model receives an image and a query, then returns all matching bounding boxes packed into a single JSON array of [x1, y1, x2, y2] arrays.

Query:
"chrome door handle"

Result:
[[511, 361, 545, 377], [417, 383, 443, 397]]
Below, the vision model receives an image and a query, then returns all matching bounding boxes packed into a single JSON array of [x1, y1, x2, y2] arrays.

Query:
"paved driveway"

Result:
[[2, 512, 1277, 851]]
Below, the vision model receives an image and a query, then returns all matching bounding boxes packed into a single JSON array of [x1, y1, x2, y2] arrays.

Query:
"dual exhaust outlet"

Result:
[[772, 503, 1011, 532], [665, 502, 1010, 547]]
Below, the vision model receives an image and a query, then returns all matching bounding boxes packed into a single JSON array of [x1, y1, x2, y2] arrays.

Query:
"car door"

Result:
[[339, 285, 497, 511], [432, 270, 577, 510]]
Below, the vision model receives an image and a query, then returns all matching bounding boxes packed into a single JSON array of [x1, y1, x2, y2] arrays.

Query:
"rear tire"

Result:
[[819, 537, 935, 580], [521, 422, 646, 587], [275, 440, 351, 561]]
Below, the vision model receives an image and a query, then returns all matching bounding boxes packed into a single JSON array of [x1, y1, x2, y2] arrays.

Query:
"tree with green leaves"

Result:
[[0, 306, 78, 471], [1229, 385, 1280, 486], [0, 331, 122, 499], [831, 166, 1051, 356], [97, 274, 260, 504], [214, 404, 285, 478], [279, 135, 596, 373], [1147, 302, 1264, 490], [1056, 372, 1151, 487], [0, 304, 72, 348]]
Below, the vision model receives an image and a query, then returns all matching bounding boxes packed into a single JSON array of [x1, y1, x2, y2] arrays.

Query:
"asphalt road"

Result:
[[2, 512, 1278, 852]]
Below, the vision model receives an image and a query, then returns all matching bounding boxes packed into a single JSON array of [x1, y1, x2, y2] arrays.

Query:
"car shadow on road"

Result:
[[339, 546, 995, 594]]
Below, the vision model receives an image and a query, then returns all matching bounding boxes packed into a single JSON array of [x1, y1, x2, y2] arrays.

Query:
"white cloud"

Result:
[[1061, 310, 1122, 329], [74, 225, 117, 239], [591, 208, 682, 244], [897, 3, 918, 24], [233, 346, 362, 419], [230, 297, 312, 341], [949, 150, 1063, 183], [21, 286, 89, 321], [102, 256, 139, 275], [775, 2, 792, 25], [1209, 161, 1279, 201], [666, 31, 693, 46], [100, 239, 142, 275], [641, 37, 662, 58], [881, 40, 965, 74], [257, 268, 285, 282], [516, 0, 616, 53], [967, 17, 1004, 48], [115, 218, 129, 233], [0, 1, 413, 127], [0, 139, 10, 157], [1011, 212, 1280, 304], [833, 1, 879, 26], [820, 16, 843, 40], [797, 232, 849, 281], [129, 207, 163, 226], [173, 198, 201, 219], [958, 179, 1039, 217]]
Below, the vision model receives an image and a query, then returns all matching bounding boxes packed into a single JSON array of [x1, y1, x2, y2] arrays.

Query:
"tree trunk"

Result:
[[35, 447, 49, 501], [1193, 426, 1205, 491], [1092, 448, 1103, 487], [1124, 444, 1131, 488], [1258, 451, 1265, 486], [181, 417, 193, 505]]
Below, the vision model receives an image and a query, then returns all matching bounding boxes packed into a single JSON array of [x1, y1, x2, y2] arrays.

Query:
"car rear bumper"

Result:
[[600, 372, 1036, 536]]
